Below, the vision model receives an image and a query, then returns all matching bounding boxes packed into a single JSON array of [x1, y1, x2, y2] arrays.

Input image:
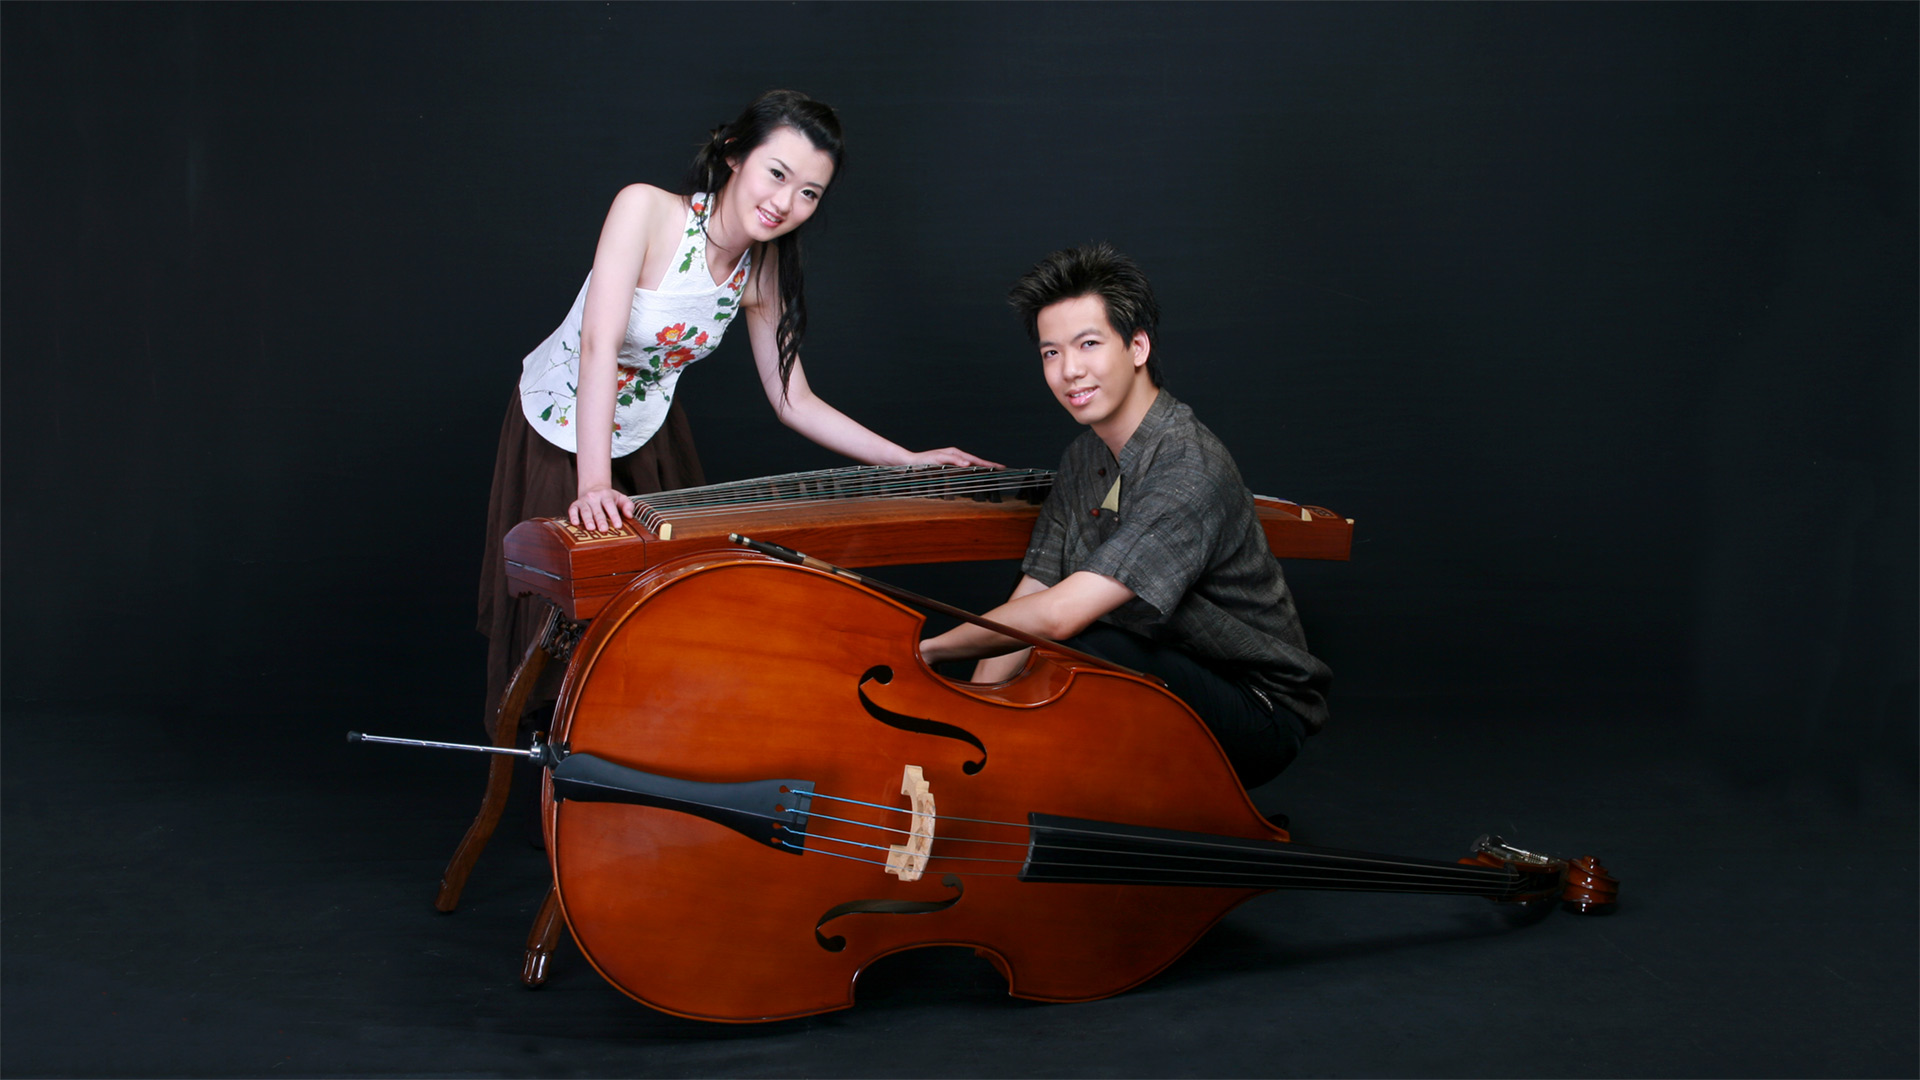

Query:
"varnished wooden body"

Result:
[[546, 553, 1286, 1022], [506, 493, 1353, 621]]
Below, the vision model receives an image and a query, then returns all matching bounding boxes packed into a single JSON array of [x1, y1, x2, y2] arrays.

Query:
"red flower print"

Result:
[[615, 365, 639, 390], [693, 331, 709, 347], [663, 347, 696, 369], [655, 323, 688, 346], [729, 267, 747, 289], [691, 202, 705, 216]]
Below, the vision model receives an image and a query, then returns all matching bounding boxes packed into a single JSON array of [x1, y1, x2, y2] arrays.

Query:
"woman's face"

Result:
[[725, 126, 835, 242]]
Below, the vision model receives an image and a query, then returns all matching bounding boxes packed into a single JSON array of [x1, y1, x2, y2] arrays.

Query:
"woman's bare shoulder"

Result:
[[607, 183, 686, 222]]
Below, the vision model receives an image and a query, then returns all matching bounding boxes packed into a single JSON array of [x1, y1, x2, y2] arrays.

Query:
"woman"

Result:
[[481, 89, 996, 729]]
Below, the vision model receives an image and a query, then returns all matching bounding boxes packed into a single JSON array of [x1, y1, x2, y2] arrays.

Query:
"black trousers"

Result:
[[1060, 623, 1305, 789]]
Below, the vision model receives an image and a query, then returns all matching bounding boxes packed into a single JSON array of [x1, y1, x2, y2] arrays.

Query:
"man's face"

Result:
[[1036, 294, 1151, 432]]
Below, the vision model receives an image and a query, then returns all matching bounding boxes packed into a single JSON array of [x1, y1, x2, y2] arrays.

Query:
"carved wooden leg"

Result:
[[435, 607, 560, 913], [521, 882, 565, 988]]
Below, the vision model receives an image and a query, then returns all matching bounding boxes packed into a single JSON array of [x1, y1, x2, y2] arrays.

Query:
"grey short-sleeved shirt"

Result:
[[1022, 391, 1332, 732]]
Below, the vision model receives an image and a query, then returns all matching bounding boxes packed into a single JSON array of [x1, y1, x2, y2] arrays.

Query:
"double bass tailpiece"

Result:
[[350, 731, 818, 854]]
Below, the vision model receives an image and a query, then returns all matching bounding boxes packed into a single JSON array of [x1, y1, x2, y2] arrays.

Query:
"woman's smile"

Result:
[[726, 126, 833, 243]]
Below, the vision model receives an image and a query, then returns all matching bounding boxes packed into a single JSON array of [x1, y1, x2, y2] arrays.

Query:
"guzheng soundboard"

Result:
[[503, 465, 1352, 621]]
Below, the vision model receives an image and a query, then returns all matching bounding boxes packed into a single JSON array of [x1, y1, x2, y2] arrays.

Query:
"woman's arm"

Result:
[[741, 261, 1001, 468], [571, 185, 666, 531]]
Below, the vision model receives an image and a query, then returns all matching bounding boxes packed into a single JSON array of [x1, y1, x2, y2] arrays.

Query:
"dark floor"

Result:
[[3, 700, 1913, 1078]]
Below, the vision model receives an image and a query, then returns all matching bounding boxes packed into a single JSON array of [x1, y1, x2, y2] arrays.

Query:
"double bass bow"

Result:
[[365, 534, 1617, 1023]]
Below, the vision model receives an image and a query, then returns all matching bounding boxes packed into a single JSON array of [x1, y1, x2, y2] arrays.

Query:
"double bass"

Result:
[[529, 551, 1616, 1022], [384, 465, 1614, 1021]]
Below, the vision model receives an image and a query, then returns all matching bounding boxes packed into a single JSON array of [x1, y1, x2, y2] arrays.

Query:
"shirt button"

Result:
[[1090, 508, 1099, 517], [1097, 469, 1106, 476]]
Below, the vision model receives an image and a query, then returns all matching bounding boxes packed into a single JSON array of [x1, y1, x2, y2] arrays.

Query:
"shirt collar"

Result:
[[1116, 390, 1179, 473]]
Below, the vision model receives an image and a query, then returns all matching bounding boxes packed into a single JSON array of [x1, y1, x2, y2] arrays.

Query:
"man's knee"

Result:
[[1062, 624, 1299, 787]]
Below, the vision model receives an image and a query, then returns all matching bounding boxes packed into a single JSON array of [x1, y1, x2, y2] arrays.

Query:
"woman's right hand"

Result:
[[569, 485, 634, 533], [901, 447, 1004, 469]]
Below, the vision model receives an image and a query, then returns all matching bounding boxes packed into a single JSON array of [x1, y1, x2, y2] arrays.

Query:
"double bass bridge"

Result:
[[883, 765, 936, 882]]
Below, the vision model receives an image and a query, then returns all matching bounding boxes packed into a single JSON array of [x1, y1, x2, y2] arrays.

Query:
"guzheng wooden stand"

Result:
[[431, 466, 1353, 987]]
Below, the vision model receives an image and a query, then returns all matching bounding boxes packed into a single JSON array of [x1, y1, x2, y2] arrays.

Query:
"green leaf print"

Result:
[[540, 404, 553, 421], [716, 297, 733, 307], [618, 394, 633, 407], [679, 249, 694, 273]]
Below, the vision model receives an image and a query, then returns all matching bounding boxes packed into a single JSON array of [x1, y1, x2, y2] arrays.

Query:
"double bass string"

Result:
[[798, 802, 1022, 846], [774, 841, 1037, 878], [790, 823, 1028, 868], [788, 797, 1534, 892], [803, 790, 1510, 875], [802, 789, 1047, 836], [776, 834, 1530, 893], [789, 789, 1530, 894]]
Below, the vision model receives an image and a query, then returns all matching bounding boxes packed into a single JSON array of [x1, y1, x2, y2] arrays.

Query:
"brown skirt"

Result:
[[477, 390, 705, 736]]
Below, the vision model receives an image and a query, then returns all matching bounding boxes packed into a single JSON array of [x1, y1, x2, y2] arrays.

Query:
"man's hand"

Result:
[[969, 648, 1033, 684]]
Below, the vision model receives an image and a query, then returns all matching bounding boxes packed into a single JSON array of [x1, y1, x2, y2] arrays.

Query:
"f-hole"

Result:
[[813, 875, 966, 952], [857, 666, 987, 774]]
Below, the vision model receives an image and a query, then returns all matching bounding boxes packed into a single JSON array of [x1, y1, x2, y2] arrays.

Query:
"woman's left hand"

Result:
[[902, 447, 1005, 469]]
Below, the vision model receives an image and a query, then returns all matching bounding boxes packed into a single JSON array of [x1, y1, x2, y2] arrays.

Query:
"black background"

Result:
[[3, 4, 1914, 1076]]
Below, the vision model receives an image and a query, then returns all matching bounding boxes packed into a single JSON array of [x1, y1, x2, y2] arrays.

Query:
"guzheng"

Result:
[[504, 465, 1354, 621]]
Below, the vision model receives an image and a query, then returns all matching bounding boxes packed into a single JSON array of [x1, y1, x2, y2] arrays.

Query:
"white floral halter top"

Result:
[[518, 194, 750, 456]]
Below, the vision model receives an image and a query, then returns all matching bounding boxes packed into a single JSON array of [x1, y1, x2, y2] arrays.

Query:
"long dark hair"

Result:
[[686, 90, 845, 398]]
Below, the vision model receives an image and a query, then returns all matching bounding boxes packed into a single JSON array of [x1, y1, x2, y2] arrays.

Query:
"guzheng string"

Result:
[[629, 465, 1052, 518], [635, 471, 1049, 514], [620, 466, 1055, 538], [633, 465, 1042, 505]]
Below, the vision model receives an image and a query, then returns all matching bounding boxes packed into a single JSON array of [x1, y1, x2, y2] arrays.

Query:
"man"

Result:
[[919, 244, 1330, 787]]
